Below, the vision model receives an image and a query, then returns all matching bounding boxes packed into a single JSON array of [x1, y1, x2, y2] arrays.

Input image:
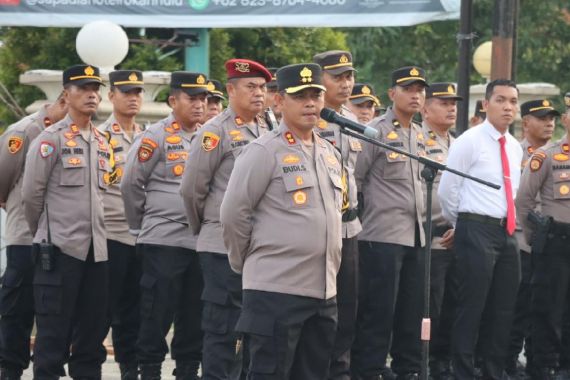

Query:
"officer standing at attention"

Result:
[[97, 70, 145, 380], [121, 72, 208, 380], [220, 62, 343, 379], [22, 64, 113, 379], [313, 50, 362, 380], [347, 83, 381, 125], [420, 82, 461, 380], [0, 96, 67, 380], [180, 58, 271, 380], [265, 68, 282, 123], [516, 100, 566, 380], [353, 66, 428, 380], [203, 79, 225, 123], [506, 99, 557, 378], [438, 79, 522, 380]]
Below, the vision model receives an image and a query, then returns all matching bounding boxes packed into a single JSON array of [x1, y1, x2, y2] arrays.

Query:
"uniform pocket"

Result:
[[552, 171, 570, 200], [201, 302, 230, 334], [236, 310, 276, 374], [33, 271, 63, 315], [139, 274, 157, 319], [0, 268, 25, 315], [60, 164, 86, 187], [383, 159, 407, 180]]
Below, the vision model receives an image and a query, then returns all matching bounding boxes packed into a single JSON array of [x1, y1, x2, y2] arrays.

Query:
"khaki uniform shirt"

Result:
[[22, 115, 112, 262], [516, 137, 570, 244], [515, 139, 536, 253], [355, 107, 426, 247], [121, 114, 197, 250], [97, 115, 143, 246], [221, 124, 343, 299], [180, 106, 268, 254], [421, 123, 454, 250], [0, 106, 50, 246], [315, 105, 362, 239]]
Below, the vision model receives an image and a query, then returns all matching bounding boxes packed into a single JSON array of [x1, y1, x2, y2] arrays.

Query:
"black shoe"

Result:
[[380, 368, 397, 380], [397, 373, 420, 380], [506, 361, 529, 380], [0, 367, 22, 380], [173, 361, 200, 380], [532, 367, 564, 380], [140, 363, 161, 380], [120, 362, 139, 380], [431, 360, 453, 380]]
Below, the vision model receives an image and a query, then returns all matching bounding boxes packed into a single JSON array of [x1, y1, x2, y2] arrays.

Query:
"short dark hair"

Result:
[[485, 79, 518, 100]]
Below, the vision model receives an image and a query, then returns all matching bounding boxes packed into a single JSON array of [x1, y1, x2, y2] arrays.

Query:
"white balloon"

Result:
[[76, 20, 129, 71]]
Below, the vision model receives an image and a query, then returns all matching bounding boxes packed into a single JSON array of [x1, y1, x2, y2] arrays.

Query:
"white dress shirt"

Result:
[[438, 120, 523, 225]]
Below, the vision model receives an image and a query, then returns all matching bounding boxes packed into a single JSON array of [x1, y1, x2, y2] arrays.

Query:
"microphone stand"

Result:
[[339, 127, 500, 380]]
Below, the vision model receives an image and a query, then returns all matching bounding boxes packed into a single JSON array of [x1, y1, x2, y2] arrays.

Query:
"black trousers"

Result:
[[451, 218, 520, 380], [531, 235, 570, 369], [33, 244, 109, 380], [507, 250, 533, 367], [329, 236, 359, 380], [352, 241, 425, 377], [429, 249, 457, 364], [237, 290, 337, 379], [105, 239, 141, 364], [0, 245, 35, 373], [137, 244, 203, 365], [199, 252, 244, 380]]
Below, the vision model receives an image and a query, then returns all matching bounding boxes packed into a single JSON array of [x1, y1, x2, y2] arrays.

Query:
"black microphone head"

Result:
[[320, 108, 338, 122]]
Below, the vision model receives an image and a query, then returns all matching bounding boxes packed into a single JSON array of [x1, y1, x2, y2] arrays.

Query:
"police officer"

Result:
[[220, 62, 343, 379], [348, 83, 381, 125], [180, 59, 271, 380], [353, 66, 428, 380], [470, 100, 486, 127], [312, 49, 362, 380], [98, 70, 145, 380], [22, 64, 112, 379], [507, 99, 557, 378], [561, 92, 570, 375], [420, 82, 461, 380], [203, 79, 225, 123], [265, 67, 282, 123], [0, 96, 67, 380], [121, 72, 208, 380], [516, 100, 566, 380]]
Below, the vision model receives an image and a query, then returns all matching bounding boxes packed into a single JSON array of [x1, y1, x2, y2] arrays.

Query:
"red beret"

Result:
[[225, 59, 272, 83]]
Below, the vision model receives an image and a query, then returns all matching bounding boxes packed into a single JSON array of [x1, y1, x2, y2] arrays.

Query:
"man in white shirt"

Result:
[[438, 79, 523, 380]]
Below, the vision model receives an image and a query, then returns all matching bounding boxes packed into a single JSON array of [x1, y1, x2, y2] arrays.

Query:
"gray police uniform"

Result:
[[507, 138, 537, 370], [421, 124, 456, 373], [121, 113, 203, 367], [97, 115, 143, 368], [516, 138, 570, 372], [180, 106, 267, 379], [22, 115, 112, 379], [0, 106, 50, 375], [221, 124, 342, 379], [352, 107, 426, 378], [315, 105, 362, 379]]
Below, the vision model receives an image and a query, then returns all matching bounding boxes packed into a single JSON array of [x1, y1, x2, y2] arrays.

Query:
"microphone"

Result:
[[320, 108, 379, 139]]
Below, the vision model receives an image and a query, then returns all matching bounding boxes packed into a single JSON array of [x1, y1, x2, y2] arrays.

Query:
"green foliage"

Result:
[[209, 28, 235, 83]]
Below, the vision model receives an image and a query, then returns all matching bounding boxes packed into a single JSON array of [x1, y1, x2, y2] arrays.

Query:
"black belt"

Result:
[[422, 222, 453, 238], [342, 208, 358, 222], [458, 212, 506, 227]]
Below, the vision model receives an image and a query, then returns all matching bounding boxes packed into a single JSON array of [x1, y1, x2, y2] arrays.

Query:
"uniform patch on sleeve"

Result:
[[39, 141, 55, 158], [7, 136, 23, 154], [529, 157, 543, 172], [202, 131, 220, 152], [137, 138, 158, 162]]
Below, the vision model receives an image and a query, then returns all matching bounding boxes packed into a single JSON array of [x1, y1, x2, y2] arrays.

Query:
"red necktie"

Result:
[[499, 136, 516, 235]]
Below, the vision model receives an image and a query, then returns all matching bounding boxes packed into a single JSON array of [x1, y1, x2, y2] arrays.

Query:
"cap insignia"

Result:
[[300, 67, 313, 83], [339, 54, 349, 64], [207, 81, 215, 91], [197, 75, 206, 84], [543, 100, 550, 107], [84, 66, 95, 76], [410, 67, 419, 76], [235, 62, 250, 73], [362, 85, 371, 95], [129, 72, 138, 81]]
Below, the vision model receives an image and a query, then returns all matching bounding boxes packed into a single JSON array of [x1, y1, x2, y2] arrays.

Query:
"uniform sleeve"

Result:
[[438, 135, 473, 225], [515, 153, 549, 245], [0, 130, 26, 203], [120, 132, 160, 231], [220, 143, 274, 274], [22, 133, 58, 236], [180, 125, 225, 235]]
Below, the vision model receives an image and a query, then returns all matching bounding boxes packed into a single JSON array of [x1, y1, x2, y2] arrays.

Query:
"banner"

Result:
[[0, 0, 459, 27]]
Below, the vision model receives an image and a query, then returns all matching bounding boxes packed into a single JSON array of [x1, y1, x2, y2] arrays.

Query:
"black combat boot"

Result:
[[119, 362, 139, 380], [173, 361, 200, 380], [0, 367, 22, 380], [140, 363, 161, 380]]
